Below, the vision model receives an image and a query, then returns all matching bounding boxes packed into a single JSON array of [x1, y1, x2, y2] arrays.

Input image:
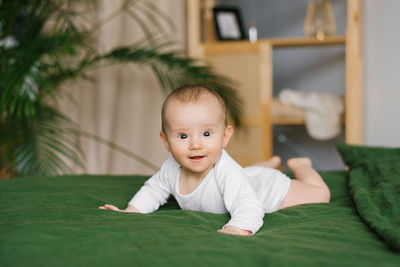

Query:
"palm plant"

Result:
[[0, 0, 243, 178]]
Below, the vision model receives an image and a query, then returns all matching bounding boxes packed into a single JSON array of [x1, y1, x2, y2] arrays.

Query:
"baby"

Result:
[[99, 85, 331, 236]]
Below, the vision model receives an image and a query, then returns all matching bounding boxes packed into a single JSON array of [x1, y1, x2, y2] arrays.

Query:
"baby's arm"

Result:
[[217, 163, 265, 236], [99, 158, 174, 214], [98, 204, 140, 213]]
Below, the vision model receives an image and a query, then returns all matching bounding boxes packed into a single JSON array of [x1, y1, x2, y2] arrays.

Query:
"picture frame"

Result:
[[213, 6, 245, 41]]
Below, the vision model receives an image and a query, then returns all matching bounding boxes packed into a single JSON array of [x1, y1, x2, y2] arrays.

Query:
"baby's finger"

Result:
[[104, 204, 121, 211]]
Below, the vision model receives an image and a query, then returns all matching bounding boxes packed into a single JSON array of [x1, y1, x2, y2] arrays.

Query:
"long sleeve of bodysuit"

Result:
[[216, 160, 265, 234], [128, 158, 175, 213]]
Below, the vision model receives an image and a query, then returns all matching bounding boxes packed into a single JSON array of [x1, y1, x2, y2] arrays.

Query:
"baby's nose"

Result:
[[189, 137, 203, 150]]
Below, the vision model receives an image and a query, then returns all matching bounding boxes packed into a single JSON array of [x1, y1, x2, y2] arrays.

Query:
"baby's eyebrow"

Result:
[[170, 129, 185, 133], [169, 124, 218, 133], [170, 128, 188, 133]]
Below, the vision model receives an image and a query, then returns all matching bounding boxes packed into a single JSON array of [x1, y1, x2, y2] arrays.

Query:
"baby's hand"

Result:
[[218, 225, 252, 236], [98, 204, 140, 213], [99, 204, 123, 212]]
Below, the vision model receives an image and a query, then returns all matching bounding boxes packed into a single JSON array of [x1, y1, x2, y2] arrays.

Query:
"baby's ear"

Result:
[[222, 126, 233, 147], [159, 131, 171, 152]]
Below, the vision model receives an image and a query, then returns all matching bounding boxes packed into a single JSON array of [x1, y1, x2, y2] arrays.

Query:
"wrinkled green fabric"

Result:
[[1, 172, 399, 267], [337, 143, 400, 252]]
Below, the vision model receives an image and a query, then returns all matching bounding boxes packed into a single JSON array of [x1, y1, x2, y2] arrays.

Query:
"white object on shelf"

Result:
[[279, 89, 344, 141], [248, 21, 258, 43]]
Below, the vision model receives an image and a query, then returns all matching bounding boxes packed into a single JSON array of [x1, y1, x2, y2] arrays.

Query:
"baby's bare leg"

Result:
[[251, 156, 281, 169], [279, 158, 330, 209]]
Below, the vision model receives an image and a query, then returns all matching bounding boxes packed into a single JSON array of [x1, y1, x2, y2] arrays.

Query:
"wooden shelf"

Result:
[[271, 36, 346, 47], [203, 36, 346, 55], [270, 99, 345, 125], [242, 99, 304, 127], [270, 99, 305, 125]]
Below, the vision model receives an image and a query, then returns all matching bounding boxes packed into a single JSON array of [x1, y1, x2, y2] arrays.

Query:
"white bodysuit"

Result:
[[129, 150, 291, 234]]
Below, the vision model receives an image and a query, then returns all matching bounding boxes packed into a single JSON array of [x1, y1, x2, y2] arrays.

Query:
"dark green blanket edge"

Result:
[[337, 143, 400, 253]]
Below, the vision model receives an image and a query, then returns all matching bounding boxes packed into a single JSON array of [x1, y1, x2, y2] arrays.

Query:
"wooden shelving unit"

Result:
[[203, 36, 346, 55], [187, 0, 363, 165]]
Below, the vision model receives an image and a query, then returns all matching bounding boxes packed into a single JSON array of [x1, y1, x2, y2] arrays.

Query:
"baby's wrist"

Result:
[[125, 204, 140, 213]]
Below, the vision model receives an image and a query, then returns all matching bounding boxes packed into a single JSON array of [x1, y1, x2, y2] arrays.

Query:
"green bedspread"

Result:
[[1, 169, 399, 266], [337, 143, 400, 252]]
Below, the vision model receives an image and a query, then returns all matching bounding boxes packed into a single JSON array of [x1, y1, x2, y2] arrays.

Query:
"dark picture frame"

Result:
[[213, 6, 245, 41]]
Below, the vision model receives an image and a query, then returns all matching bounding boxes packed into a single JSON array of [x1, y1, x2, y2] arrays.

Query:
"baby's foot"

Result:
[[251, 156, 281, 169], [287, 157, 312, 169]]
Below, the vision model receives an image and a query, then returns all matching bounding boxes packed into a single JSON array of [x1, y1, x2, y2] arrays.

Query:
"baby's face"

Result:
[[160, 93, 232, 179]]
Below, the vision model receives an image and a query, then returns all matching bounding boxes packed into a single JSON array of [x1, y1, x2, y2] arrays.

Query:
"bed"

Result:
[[1, 144, 399, 266]]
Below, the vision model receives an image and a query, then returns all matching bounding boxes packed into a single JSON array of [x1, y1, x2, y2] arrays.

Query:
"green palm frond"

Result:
[[1, 106, 85, 176]]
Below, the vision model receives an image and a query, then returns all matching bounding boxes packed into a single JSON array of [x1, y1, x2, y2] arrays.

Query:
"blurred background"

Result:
[[2, 0, 399, 177], [48, 0, 400, 174]]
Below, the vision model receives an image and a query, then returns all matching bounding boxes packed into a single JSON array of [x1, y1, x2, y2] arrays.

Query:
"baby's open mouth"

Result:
[[190, 156, 205, 160]]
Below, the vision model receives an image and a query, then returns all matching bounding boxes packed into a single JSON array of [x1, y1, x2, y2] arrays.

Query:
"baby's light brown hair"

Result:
[[161, 85, 228, 133]]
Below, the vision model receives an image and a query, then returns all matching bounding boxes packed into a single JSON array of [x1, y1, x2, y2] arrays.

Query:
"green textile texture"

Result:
[[1, 172, 399, 267], [337, 143, 400, 252]]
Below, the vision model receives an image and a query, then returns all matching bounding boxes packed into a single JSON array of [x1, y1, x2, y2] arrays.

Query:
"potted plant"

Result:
[[0, 0, 243, 178]]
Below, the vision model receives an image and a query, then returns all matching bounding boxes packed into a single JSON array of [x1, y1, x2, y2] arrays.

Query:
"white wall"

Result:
[[364, 0, 400, 147]]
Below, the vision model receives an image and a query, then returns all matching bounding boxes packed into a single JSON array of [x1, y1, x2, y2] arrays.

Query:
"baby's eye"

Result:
[[178, 133, 188, 139], [203, 131, 212, 137]]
